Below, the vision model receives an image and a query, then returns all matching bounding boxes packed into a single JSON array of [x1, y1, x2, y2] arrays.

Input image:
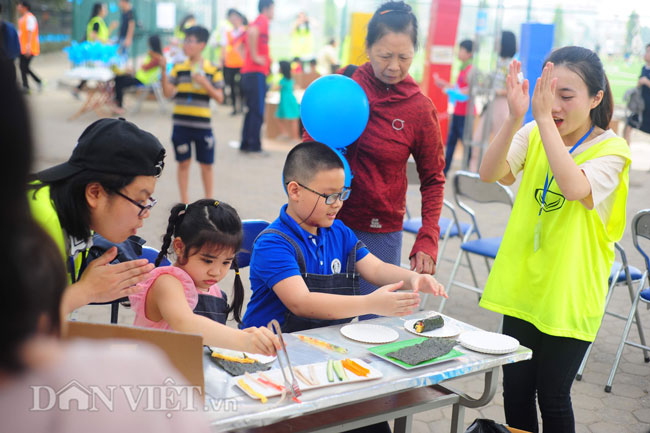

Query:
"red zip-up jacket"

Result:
[[304, 62, 446, 261]]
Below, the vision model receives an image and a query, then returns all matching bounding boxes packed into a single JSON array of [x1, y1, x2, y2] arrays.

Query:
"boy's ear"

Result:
[[286, 181, 301, 201]]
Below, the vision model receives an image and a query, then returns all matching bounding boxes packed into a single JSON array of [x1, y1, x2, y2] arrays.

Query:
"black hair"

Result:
[[258, 0, 274, 13], [90, 2, 103, 19], [545, 46, 613, 130], [500, 31, 516, 58], [157, 199, 245, 323], [226, 8, 237, 18], [279, 60, 291, 79], [2, 223, 67, 373], [366, 1, 418, 50], [241, 13, 248, 26], [184, 25, 209, 44], [148, 34, 162, 55], [328, 38, 336, 46], [30, 171, 135, 241], [283, 141, 344, 187], [1, 54, 32, 223], [179, 14, 195, 30], [19, 1, 31, 11], [459, 39, 474, 54]]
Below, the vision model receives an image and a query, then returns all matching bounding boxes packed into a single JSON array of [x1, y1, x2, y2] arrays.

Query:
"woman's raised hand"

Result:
[[531, 62, 557, 123], [506, 60, 530, 120]]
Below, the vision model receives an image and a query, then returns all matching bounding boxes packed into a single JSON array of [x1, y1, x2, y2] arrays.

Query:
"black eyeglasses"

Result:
[[114, 190, 157, 217], [296, 182, 351, 205]]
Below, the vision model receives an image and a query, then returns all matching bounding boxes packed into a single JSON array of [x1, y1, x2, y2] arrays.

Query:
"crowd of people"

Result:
[[0, 0, 646, 432]]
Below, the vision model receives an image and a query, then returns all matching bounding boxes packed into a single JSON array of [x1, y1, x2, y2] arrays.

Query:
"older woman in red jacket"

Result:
[[307, 1, 445, 320]]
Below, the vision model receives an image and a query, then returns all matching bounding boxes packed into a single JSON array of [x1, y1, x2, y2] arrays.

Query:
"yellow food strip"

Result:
[[238, 379, 268, 403], [211, 352, 256, 364]]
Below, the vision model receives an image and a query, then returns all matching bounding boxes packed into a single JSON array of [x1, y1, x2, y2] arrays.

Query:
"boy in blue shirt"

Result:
[[242, 141, 447, 332]]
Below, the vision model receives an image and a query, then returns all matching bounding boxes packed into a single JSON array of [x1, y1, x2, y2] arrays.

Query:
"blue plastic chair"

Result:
[[438, 171, 514, 314], [576, 242, 647, 381], [236, 220, 271, 269], [606, 210, 650, 392]]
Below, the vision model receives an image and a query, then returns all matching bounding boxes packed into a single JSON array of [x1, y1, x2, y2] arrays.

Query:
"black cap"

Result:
[[36, 118, 166, 182]]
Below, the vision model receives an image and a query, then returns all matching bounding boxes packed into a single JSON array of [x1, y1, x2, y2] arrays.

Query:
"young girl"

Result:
[[129, 199, 279, 356], [479, 47, 631, 433], [275, 60, 300, 140]]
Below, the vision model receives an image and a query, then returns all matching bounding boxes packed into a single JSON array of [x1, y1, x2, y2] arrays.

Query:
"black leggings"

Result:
[[113, 75, 143, 107], [19, 54, 41, 89], [223, 66, 242, 111], [502, 315, 590, 433]]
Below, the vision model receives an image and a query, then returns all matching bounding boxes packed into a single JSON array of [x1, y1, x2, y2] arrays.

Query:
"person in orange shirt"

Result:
[[221, 9, 247, 116], [16, 1, 41, 93]]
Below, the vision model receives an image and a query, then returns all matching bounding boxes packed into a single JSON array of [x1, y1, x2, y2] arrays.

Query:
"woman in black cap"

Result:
[[28, 118, 166, 315]]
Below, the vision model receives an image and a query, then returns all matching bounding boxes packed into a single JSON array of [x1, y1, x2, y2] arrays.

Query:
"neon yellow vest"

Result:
[[87, 16, 109, 43], [135, 55, 161, 85], [479, 126, 631, 341], [290, 26, 313, 59], [28, 184, 84, 284]]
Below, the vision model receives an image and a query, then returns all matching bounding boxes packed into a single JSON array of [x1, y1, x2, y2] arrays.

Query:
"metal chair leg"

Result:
[[606, 274, 648, 392], [577, 272, 620, 380], [440, 248, 465, 313]]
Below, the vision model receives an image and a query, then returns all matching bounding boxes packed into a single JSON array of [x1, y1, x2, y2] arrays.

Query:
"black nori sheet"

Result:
[[386, 337, 456, 365], [209, 356, 272, 376], [414, 315, 444, 333]]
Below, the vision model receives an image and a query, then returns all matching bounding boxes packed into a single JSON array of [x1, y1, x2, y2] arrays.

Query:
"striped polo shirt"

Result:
[[169, 59, 224, 129]]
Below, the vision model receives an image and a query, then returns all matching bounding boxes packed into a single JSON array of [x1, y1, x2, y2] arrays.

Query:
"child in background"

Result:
[[275, 60, 300, 140], [434, 39, 474, 176], [129, 199, 280, 355], [479, 47, 630, 432], [242, 141, 447, 332], [157, 26, 224, 204]]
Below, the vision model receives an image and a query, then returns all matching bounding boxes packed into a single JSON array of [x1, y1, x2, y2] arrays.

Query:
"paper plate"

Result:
[[458, 331, 519, 355], [340, 324, 399, 344], [403, 318, 461, 338]]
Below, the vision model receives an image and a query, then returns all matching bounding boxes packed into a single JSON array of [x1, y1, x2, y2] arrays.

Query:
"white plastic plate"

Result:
[[339, 324, 399, 344], [458, 331, 519, 355]]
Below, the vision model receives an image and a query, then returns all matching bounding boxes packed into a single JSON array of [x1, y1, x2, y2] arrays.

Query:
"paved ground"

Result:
[[25, 52, 650, 432]]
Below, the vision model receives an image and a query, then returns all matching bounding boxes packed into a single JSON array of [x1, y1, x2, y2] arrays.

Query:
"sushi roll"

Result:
[[414, 315, 444, 333]]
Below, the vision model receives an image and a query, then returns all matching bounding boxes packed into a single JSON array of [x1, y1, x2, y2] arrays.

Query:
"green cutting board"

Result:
[[368, 337, 464, 369]]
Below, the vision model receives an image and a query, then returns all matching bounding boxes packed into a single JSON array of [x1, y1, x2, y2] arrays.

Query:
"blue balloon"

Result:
[[333, 148, 353, 188], [301, 74, 369, 149], [445, 86, 469, 105]]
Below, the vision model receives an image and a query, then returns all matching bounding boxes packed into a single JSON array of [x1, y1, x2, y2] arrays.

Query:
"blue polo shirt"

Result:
[[242, 204, 369, 328]]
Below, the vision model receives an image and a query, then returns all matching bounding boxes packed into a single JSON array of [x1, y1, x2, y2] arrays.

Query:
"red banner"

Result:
[[422, 0, 462, 141]]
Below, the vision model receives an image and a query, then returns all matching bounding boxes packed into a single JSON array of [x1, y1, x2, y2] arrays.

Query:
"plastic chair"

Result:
[[605, 209, 650, 392], [237, 220, 271, 268], [438, 171, 514, 314], [576, 242, 647, 381], [130, 81, 168, 115]]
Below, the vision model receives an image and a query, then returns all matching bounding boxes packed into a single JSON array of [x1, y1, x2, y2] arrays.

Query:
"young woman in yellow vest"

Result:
[[112, 35, 163, 114], [86, 2, 117, 44], [479, 46, 630, 433], [29, 118, 166, 318]]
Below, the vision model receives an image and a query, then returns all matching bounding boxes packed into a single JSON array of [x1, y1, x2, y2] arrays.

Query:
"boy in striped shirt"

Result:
[[158, 26, 224, 204]]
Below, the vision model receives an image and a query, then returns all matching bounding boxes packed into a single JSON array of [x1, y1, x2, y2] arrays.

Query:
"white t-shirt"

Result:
[[25, 14, 37, 32], [507, 121, 627, 226]]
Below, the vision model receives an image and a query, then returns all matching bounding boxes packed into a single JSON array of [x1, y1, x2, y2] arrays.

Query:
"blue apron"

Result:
[[258, 228, 361, 333], [194, 291, 229, 325]]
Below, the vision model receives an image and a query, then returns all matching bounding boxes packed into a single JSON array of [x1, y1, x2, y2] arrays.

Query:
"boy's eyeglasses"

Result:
[[114, 190, 158, 217], [295, 182, 351, 205]]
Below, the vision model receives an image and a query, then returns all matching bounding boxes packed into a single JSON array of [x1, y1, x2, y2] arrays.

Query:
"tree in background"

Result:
[[625, 11, 639, 58], [553, 5, 565, 47], [324, 0, 336, 40]]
